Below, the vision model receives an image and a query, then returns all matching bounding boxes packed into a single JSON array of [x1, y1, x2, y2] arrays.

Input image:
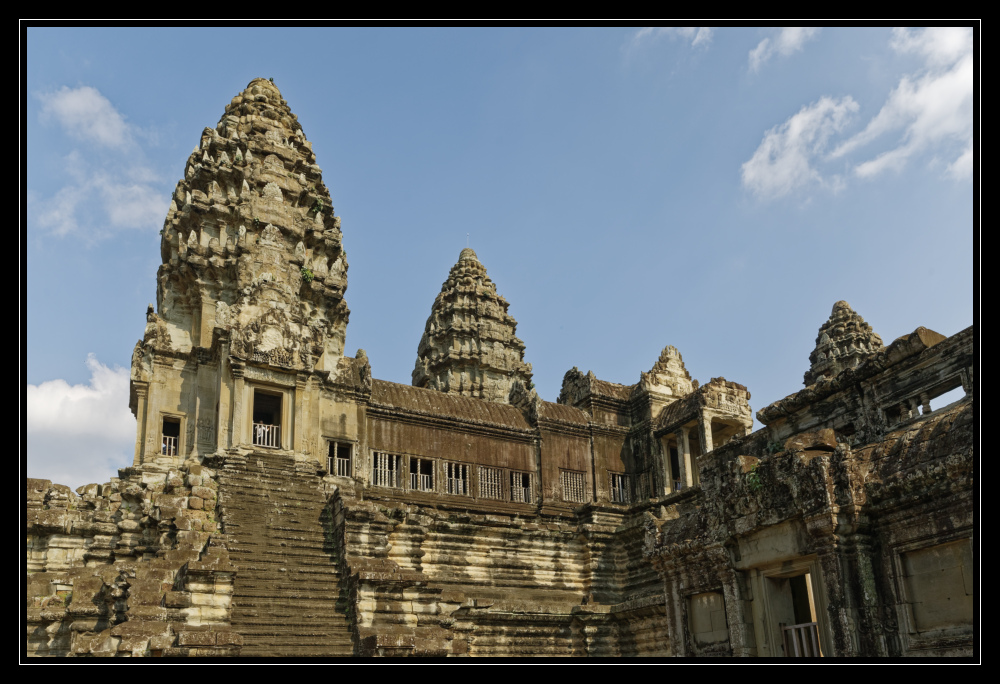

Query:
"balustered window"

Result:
[[560, 470, 587, 503], [252, 390, 282, 449], [409, 457, 435, 492], [371, 451, 403, 488], [445, 462, 469, 496], [161, 417, 180, 456], [609, 472, 632, 504], [510, 471, 533, 503], [478, 465, 504, 500], [328, 442, 353, 477]]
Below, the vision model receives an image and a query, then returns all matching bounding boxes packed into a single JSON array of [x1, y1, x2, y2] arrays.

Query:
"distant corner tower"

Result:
[[150, 77, 349, 374], [804, 300, 884, 386], [412, 247, 533, 404]]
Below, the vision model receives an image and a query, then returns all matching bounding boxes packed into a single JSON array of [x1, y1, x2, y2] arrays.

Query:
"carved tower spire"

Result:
[[412, 248, 532, 403], [804, 300, 883, 386], [153, 77, 349, 372]]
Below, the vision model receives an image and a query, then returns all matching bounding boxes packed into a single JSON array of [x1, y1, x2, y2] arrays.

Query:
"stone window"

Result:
[[560, 470, 587, 503], [371, 451, 403, 488], [252, 389, 282, 448], [161, 416, 181, 456], [609, 472, 632, 504], [510, 471, 534, 503], [445, 462, 469, 496], [328, 441, 352, 477], [478, 465, 504, 500], [409, 457, 435, 492]]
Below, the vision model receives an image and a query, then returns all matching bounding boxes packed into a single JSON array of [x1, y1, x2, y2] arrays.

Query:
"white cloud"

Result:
[[100, 174, 169, 229], [38, 86, 133, 149], [31, 86, 169, 239], [32, 160, 168, 238], [741, 96, 858, 200], [831, 27, 972, 180], [947, 144, 973, 180], [629, 27, 714, 51], [749, 27, 820, 73], [890, 26, 972, 69], [26, 355, 136, 490]]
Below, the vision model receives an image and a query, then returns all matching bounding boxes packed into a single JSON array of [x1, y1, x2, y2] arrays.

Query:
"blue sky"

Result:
[[25, 26, 976, 489]]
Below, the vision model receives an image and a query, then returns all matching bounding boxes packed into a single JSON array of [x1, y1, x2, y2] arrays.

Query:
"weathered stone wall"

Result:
[[26, 466, 240, 657], [644, 322, 974, 658]]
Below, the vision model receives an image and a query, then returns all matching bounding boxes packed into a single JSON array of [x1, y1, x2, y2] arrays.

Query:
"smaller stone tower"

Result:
[[804, 300, 884, 386], [412, 248, 532, 403]]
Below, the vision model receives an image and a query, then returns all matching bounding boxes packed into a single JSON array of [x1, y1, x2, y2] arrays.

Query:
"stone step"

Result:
[[219, 453, 355, 657]]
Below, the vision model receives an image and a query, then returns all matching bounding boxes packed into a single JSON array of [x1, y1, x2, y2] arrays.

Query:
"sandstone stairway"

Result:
[[216, 450, 355, 656]]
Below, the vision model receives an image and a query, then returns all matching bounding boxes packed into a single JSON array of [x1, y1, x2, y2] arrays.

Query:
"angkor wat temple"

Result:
[[26, 79, 975, 658]]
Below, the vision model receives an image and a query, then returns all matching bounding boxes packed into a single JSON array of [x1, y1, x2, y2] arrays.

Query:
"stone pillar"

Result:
[[293, 374, 307, 453], [216, 339, 230, 450], [698, 412, 714, 455], [662, 572, 686, 657], [231, 362, 245, 448], [721, 568, 755, 657], [132, 382, 149, 467], [676, 427, 693, 489], [920, 392, 931, 415], [660, 437, 674, 495], [851, 533, 890, 657]]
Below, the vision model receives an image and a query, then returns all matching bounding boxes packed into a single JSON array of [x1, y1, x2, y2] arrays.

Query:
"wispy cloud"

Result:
[[32, 86, 167, 238], [742, 27, 973, 201], [748, 27, 820, 73], [38, 85, 134, 149], [26, 355, 135, 490], [831, 27, 972, 180], [741, 96, 858, 200], [629, 26, 714, 52]]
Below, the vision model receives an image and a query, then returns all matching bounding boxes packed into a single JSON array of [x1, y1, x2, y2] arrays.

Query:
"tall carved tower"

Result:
[[412, 247, 532, 403], [129, 78, 350, 466]]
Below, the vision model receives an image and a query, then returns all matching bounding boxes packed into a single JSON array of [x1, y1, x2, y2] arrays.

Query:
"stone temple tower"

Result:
[[129, 78, 350, 467], [803, 300, 883, 386], [412, 247, 533, 404]]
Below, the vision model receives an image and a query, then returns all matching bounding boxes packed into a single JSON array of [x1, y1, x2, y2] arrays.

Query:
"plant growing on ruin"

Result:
[[746, 463, 763, 492], [311, 198, 324, 216], [301, 267, 315, 284], [767, 440, 783, 455]]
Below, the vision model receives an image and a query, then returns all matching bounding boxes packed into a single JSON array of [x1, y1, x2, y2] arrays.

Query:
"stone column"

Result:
[[132, 382, 149, 467], [698, 411, 714, 455], [676, 427, 693, 489], [721, 568, 755, 657], [661, 571, 686, 657], [660, 437, 674, 495], [216, 339, 230, 450], [293, 374, 307, 453], [231, 362, 245, 448], [920, 392, 931, 415]]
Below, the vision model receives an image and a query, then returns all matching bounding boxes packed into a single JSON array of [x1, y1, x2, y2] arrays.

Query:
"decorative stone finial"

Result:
[[804, 301, 884, 386], [412, 249, 532, 403], [639, 345, 695, 396]]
